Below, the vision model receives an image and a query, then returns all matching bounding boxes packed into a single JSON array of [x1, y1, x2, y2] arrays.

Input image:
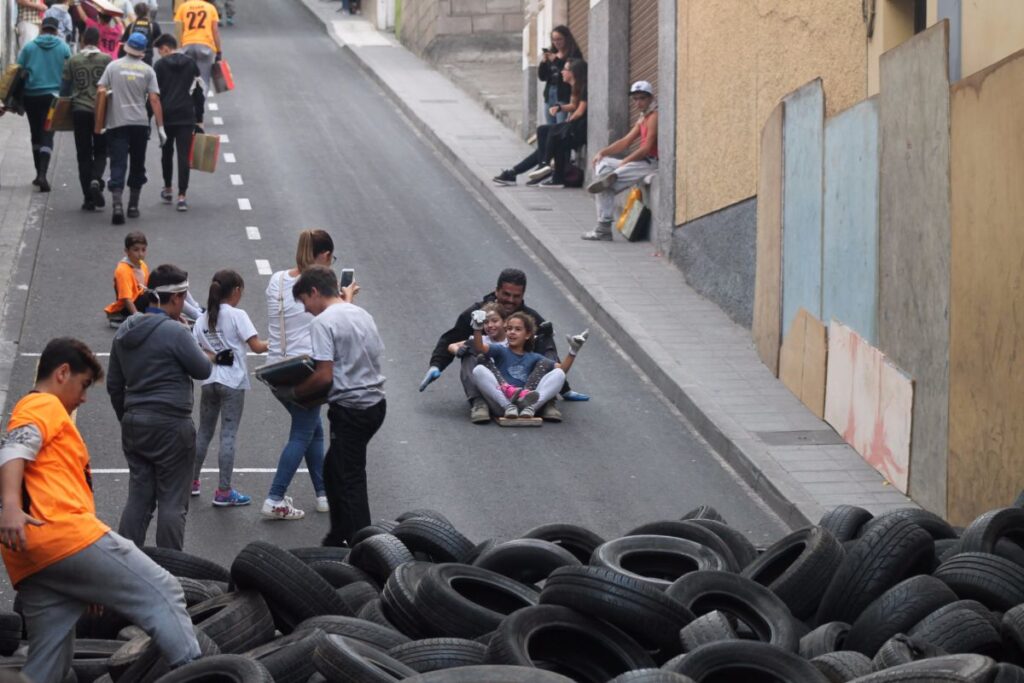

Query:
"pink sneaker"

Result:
[[191, 480, 200, 496]]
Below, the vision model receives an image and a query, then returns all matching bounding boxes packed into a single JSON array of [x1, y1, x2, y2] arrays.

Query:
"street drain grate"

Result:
[[755, 430, 845, 446]]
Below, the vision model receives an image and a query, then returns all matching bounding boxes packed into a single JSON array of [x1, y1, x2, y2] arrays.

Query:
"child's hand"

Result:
[[470, 309, 487, 330], [566, 329, 589, 356]]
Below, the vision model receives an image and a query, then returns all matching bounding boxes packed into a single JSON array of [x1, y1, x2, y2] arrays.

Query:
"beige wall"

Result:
[[961, 0, 1024, 78], [674, 0, 868, 225]]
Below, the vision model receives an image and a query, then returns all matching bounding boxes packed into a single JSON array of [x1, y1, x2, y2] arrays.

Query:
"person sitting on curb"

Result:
[[0, 337, 201, 683], [582, 80, 659, 241]]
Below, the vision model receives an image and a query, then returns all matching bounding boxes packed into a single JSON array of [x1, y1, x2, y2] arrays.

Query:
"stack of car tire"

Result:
[[5, 504, 1024, 681]]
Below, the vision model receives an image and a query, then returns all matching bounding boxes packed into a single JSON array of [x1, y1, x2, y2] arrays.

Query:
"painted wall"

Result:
[[399, 0, 523, 58], [960, 0, 1024, 78]]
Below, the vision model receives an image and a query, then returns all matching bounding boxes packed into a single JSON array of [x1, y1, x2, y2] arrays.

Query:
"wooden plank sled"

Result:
[[495, 417, 543, 428]]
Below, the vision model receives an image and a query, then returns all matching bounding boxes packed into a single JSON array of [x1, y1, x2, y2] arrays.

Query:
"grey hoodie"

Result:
[[108, 312, 212, 421]]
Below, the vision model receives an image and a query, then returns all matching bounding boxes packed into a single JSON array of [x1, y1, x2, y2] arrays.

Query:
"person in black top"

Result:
[[537, 25, 581, 125], [153, 33, 204, 212], [119, 2, 161, 64]]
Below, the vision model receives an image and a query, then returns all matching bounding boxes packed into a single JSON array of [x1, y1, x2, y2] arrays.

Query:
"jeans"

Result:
[[18, 532, 200, 683], [268, 399, 326, 500], [182, 43, 215, 94], [161, 124, 193, 195], [193, 383, 245, 490], [544, 87, 568, 125], [107, 125, 150, 193], [23, 94, 55, 173], [594, 157, 659, 226], [72, 109, 107, 200], [511, 124, 551, 177], [323, 399, 386, 546], [118, 410, 195, 550]]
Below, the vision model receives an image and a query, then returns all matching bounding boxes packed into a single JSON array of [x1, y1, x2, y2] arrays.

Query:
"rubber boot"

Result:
[[31, 150, 40, 187], [127, 188, 141, 219], [112, 190, 125, 225], [35, 153, 51, 192], [91, 158, 107, 207]]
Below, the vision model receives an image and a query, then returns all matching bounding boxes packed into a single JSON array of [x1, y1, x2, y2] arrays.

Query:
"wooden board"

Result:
[[778, 308, 827, 419], [496, 418, 543, 428], [825, 321, 914, 493], [753, 101, 785, 376], [948, 47, 1024, 524]]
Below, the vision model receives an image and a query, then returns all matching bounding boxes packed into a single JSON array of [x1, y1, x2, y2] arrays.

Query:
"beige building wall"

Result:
[[674, 0, 868, 225], [960, 0, 1024, 78]]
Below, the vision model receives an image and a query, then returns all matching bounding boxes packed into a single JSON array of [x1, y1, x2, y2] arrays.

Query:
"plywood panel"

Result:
[[948, 48, 1024, 524], [779, 308, 827, 419], [753, 102, 785, 375], [782, 79, 825, 330], [877, 22, 951, 516], [826, 321, 914, 493], [822, 97, 880, 345]]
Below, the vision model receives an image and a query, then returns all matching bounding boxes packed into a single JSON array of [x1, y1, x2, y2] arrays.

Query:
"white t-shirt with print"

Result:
[[193, 303, 258, 390], [266, 270, 314, 360]]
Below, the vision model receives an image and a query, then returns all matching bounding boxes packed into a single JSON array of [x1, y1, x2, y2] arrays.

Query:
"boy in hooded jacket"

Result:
[[153, 34, 204, 212]]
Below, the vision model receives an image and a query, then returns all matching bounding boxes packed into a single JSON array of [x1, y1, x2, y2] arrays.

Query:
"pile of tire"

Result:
[[6, 505, 1024, 681]]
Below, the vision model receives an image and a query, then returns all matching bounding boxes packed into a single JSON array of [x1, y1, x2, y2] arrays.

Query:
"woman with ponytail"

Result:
[[261, 229, 335, 520], [192, 269, 268, 506]]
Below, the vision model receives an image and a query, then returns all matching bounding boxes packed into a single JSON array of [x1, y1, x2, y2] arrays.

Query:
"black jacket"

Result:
[[429, 292, 556, 371], [153, 52, 205, 127], [537, 48, 581, 103]]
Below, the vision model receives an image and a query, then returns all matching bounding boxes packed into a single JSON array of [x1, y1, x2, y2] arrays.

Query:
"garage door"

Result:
[[629, 0, 659, 117], [568, 0, 589, 59]]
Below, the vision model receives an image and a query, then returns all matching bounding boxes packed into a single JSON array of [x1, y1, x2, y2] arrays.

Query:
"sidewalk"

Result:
[[298, 4, 915, 528]]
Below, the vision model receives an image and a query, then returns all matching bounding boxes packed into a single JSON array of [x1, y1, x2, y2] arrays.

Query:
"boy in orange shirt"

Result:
[[0, 337, 199, 683], [104, 231, 149, 327]]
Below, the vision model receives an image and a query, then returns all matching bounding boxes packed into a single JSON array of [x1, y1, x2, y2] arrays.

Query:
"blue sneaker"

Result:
[[213, 488, 251, 507], [562, 390, 590, 402]]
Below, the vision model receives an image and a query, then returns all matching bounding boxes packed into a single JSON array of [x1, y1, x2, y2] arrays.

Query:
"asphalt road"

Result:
[[0, 0, 788, 602]]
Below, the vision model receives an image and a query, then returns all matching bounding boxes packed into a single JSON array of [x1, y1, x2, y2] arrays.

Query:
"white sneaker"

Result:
[[261, 496, 305, 520], [316, 496, 330, 513], [527, 165, 552, 182]]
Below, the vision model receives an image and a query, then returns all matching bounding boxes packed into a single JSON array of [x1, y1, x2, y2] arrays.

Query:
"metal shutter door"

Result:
[[629, 0, 659, 90], [568, 0, 589, 59]]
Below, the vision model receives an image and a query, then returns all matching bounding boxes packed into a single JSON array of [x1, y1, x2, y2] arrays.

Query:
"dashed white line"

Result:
[[255, 259, 272, 275], [220, 134, 229, 143], [93, 468, 305, 474], [212, 116, 224, 125], [223, 152, 236, 163], [238, 198, 252, 210], [208, 102, 219, 111], [246, 226, 261, 240], [230, 174, 243, 186]]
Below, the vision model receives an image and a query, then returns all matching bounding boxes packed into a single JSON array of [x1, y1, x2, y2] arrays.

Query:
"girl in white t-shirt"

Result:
[[192, 269, 268, 507]]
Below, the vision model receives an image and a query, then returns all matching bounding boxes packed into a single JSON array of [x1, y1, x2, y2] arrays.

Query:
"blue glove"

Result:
[[419, 366, 441, 392]]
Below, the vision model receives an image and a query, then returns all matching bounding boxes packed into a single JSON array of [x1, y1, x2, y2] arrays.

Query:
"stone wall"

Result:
[[400, 0, 523, 59]]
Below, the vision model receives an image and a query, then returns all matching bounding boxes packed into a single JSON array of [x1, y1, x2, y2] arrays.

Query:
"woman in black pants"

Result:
[[538, 25, 581, 125]]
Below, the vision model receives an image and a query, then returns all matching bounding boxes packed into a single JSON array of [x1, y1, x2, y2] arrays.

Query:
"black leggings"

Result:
[[161, 125, 193, 195], [23, 94, 55, 164]]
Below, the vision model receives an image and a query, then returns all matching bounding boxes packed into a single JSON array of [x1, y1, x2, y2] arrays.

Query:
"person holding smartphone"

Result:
[[537, 25, 581, 125]]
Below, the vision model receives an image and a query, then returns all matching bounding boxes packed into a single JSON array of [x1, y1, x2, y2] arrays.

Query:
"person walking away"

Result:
[[0, 337, 201, 683], [107, 264, 212, 550], [62, 26, 111, 211], [191, 270, 268, 506], [16, 16, 71, 193], [153, 33, 203, 212], [537, 25, 581, 125], [103, 230, 149, 326], [213, 0, 232, 25], [15, 0, 46, 52], [73, 3, 124, 59], [95, 31, 166, 225], [582, 80, 659, 241], [43, 0, 73, 42], [174, 0, 220, 93], [261, 230, 334, 521], [282, 266, 386, 547], [119, 3, 161, 64]]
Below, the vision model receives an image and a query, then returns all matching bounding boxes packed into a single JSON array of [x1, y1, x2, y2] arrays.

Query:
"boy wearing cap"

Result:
[[582, 80, 659, 241], [95, 31, 166, 225]]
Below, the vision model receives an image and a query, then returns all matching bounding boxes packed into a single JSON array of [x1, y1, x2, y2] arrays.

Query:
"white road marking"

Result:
[[230, 174, 243, 186], [20, 351, 269, 357], [255, 259, 272, 275], [212, 116, 224, 125], [238, 198, 252, 210], [246, 226, 261, 240], [208, 102, 219, 111], [93, 468, 306, 474], [223, 152, 236, 163], [220, 134, 229, 143]]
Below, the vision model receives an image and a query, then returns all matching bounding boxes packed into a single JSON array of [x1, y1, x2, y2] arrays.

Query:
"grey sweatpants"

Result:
[[182, 43, 215, 94], [118, 411, 196, 550], [594, 157, 659, 229], [18, 532, 200, 683], [472, 364, 565, 415], [194, 383, 245, 490]]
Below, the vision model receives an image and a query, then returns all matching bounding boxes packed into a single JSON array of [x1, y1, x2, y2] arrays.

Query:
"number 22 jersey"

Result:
[[175, 0, 219, 50]]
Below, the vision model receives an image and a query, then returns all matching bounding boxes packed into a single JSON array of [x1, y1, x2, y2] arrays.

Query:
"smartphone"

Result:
[[339, 268, 355, 289]]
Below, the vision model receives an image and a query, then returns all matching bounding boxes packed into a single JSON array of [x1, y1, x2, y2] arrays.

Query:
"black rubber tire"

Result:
[[742, 526, 845, 621], [540, 565, 694, 655], [288, 546, 351, 564], [393, 517, 475, 563], [1002, 604, 1024, 661], [352, 520, 400, 546], [243, 628, 323, 683], [294, 615, 410, 650], [665, 570, 800, 653], [187, 591, 275, 654], [678, 610, 738, 652], [71, 639, 124, 683], [996, 663, 1024, 683], [415, 563, 539, 639], [395, 509, 453, 525], [150, 654, 273, 683], [936, 538, 962, 564], [472, 539, 580, 584], [380, 561, 433, 639], [176, 577, 224, 608], [607, 672, 696, 683], [844, 574, 958, 656], [623, 521, 740, 571], [230, 541, 350, 633], [909, 600, 1002, 655], [401, 665, 575, 682], [934, 552, 1024, 611], [686, 518, 759, 570], [465, 539, 498, 565], [872, 633, 948, 670], [810, 651, 874, 682], [348, 534, 416, 585], [307, 560, 378, 590], [852, 654, 997, 683], [386, 638, 487, 673], [311, 630, 417, 682], [590, 535, 730, 590], [335, 581, 379, 616], [815, 516, 934, 626], [861, 508, 959, 541], [0, 613, 21, 657], [680, 505, 726, 523], [800, 622, 851, 659], [108, 633, 151, 680], [663, 640, 828, 682], [520, 523, 605, 564], [119, 627, 219, 683], [819, 505, 873, 543], [484, 604, 656, 678], [358, 598, 402, 632], [140, 547, 230, 582], [960, 508, 1024, 556]]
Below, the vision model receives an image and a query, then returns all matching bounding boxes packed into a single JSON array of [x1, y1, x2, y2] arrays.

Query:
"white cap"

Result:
[[629, 80, 654, 96]]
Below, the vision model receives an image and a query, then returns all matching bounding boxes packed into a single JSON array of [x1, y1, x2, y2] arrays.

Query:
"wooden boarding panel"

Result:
[[496, 418, 543, 428], [779, 309, 827, 419], [877, 22, 951, 516], [825, 321, 913, 493], [778, 310, 805, 399], [948, 48, 1024, 524], [781, 79, 825, 330], [753, 102, 785, 376], [822, 97, 880, 345]]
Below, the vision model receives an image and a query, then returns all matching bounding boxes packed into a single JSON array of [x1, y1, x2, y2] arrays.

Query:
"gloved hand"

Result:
[[419, 366, 441, 392], [470, 309, 487, 330], [566, 329, 589, 356], [157, 126, 167, 146], [455, 344, 469, 358], [214, 349, 235, 366], [215, 51, 223, 63]]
